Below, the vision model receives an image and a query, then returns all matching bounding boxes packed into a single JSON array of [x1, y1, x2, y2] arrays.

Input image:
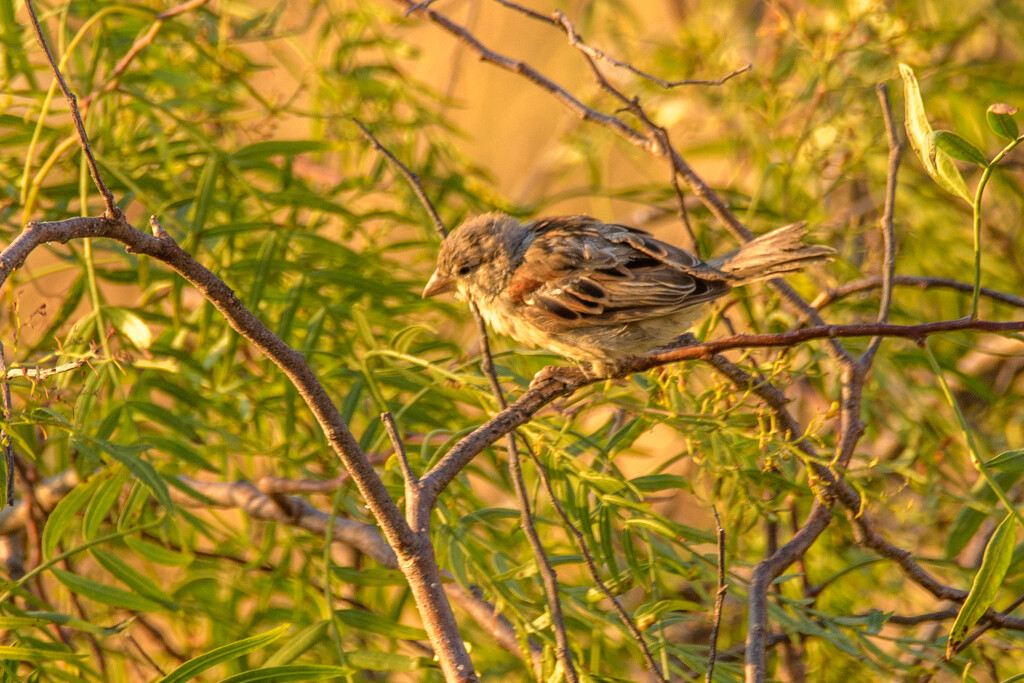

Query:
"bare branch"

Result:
[[861, 83, 904, 367], [812, 275, 1024, 311], [5, 357, 89, 381]]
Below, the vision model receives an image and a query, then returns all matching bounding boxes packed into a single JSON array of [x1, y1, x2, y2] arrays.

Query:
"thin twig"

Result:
[[0, 343, 14, 505], [669, 163, 698, 254], [382, 412, 417, 484], [521, 440, 666, 680], [706, 507, 727, 683], [811, 275, 1024, 312], [23, 0, 121, 219], [861, 83, 904, 368], [551, 8, 750, 89], [353, 119, 447, 237], [5, 358, 88, 381]]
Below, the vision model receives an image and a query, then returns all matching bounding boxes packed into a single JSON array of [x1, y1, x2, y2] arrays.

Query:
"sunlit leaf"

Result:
[[947, 512, 1017, 657]]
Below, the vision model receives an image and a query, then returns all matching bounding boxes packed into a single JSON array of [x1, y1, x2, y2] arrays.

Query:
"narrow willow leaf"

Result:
[[0, 645, 87, 662], [221, 665, 355, 683], [106, 307, 153, 350], [932, 130, 987, 166], [333, 609, 427, 640], [984, 449, 1024, 473], [947, 512, 1017, 657], [156, 625, 290, 683], [42, 477, 99, 558], [342, 650, 429, 672], [83, 466, 130, 538], [52, 568, 165, 612], [79, 436, 173, 511], [230, 140, 337, 161], [899, 63, 936, 175], [986, 103, 1019, 140], [91, 548, 178, 610], [899, 64, 971, 201], [631, 474, 691, 492], [945, 472, 1019, 558], [123, 537, 194, 567], [262, 621, 330, 667]]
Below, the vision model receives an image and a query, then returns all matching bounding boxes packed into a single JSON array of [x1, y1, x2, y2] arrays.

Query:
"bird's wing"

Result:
[[509, 216, 730, 331]]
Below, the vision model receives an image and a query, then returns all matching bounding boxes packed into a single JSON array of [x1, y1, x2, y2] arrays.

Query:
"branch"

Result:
[[861, 83, 904, 368], [811, 275, 1024, 312], [5, 357, 89, 381]]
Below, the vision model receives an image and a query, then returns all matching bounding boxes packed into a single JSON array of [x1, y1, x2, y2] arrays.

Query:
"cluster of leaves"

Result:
[[1, 0, 1023, 681]]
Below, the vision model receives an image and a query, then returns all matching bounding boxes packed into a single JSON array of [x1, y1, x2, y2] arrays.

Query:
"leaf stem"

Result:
[[971, 134, 1024, 318]]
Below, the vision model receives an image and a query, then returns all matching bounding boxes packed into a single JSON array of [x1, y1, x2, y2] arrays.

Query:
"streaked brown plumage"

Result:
[[423, 212, 833, 369]]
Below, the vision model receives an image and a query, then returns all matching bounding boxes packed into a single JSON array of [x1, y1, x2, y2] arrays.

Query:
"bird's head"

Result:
[[422, 212, 528, 302]]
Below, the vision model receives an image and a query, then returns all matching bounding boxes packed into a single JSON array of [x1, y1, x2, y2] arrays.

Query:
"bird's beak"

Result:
[[422, 270, 454, 298]]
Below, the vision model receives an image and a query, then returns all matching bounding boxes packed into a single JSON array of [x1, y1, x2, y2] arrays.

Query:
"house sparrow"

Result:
[[423, 212, 833, 372]]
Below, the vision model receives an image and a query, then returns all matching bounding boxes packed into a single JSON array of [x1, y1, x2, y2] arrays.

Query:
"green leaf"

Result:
[[221, 665, 354, 683], [333, 609, 428, 640], [342, 650, 431, 672], [123, 537, 194, 567], [899, 63, 971, 201], [155, 625, 290, 683], [42, 477, 99, 558], [52, 568, 166, 612], [899, 63, 935, 175], [262, 621, 330, 667], [631, 474, 691, 492], [230, 140, 337, 161], [984, 449, 1024, 473], [91, 548, 178, 610], [83, 466, 130, 538], [933, 145, 972, 201], [0, 645, 87, 662], [932, 130, 987, 166], [986, 103, 1019, 140], [105, 307, 153, 350], [78, 436, 173, 511], [947, 512, 1017, 657], [945, 472, 1020, 558]]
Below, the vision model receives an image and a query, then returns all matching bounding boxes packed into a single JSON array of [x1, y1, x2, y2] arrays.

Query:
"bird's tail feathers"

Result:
[[708, 222, 834, 285]]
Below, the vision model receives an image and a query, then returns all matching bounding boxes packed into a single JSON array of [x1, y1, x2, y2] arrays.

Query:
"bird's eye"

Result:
[[457, 264, 473, 276]]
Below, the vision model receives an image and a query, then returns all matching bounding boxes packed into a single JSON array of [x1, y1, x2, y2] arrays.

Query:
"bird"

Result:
[[423, 212, 833, 374]]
